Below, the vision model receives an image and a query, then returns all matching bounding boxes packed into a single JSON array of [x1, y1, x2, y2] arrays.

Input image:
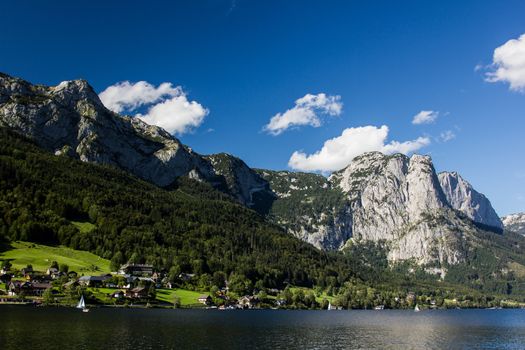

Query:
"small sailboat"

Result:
[[327, 302, 334, 310], [414, 304, 420, 312], [77, 295, 90, 312]]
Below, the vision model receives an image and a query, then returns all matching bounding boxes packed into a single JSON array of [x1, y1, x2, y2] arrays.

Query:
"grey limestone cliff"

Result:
[[438, 171, 503, 230]]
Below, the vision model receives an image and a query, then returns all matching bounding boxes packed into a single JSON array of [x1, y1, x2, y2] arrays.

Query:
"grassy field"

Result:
[[0, 241, 111, 275], [156, 288, 206, 307], [289, 286, 334, 303], [71, 221, 96, 233]]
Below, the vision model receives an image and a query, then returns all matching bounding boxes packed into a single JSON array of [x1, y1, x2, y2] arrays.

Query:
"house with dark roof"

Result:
[[78, 274, 112, 287], [125, 287, 149, 299], [118, 264, 154, 276], [8, 281, 52, 296], [197, 295, 212, 305]]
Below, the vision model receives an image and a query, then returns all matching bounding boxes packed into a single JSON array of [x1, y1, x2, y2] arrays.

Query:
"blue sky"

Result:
[[1, 1, 524, 215]]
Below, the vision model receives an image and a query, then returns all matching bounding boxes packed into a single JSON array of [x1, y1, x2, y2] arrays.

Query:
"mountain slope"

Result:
[[0, 72, 507, 268], [256, 169, 351, 250], [0, 127, 352, 288], [205, 153, 275, 212], [0, 72, 220, 188], [2, 73, 525, 298], [502, 213, 525, 235]]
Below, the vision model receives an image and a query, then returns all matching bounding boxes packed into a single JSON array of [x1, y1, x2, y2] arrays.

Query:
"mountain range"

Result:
[[0, 73, 521, 277]]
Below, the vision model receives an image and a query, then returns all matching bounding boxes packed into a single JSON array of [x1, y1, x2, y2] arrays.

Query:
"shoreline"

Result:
[[0, 302, 521, 311]]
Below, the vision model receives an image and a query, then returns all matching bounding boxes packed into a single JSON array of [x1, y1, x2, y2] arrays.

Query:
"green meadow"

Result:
[[0, 241, 111, 275], [156, 288, 206, 307]]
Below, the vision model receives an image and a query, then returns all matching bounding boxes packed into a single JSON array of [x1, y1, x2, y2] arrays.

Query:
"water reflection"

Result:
[[1, 307, 524, 349]]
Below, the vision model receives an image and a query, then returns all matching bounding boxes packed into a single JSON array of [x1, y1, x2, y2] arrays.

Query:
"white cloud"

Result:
[[263, 93, 342, 135], [99, 81, 181, 113], [136, 95, 208, 135], [412, 110, 439, 125], [99, 81, 208, 135], [485, 33, 525, 91], [288, 125, 430, 172], [440, 130, 456, 142]]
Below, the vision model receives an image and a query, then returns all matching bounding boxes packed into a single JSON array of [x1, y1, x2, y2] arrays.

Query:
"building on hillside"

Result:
[[125, 287, 149, 299], [118, 264, 154, 276], [8, 281, 52, 296], [110, 290, 125, 299], [46, 267, 59, 275], [237, 296, 259, 309], [31, 282, 53, 296], [62, 280, 79, 289], [21, 267, 34, 278], [197, 295, 212, 305], [78, 274, 112, 287]]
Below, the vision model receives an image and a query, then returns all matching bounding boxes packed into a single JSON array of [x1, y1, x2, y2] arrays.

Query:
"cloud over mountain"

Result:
[[264, 93, 342, 135], [99, 81, 208, 134], [288, 125, 430, 172]]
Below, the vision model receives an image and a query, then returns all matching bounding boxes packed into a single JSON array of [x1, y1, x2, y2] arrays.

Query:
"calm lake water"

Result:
[[1, 307, 525, 349]]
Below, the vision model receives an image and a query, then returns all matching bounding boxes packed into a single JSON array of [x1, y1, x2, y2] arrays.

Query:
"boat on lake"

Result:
[[77, 295, 89, 313]]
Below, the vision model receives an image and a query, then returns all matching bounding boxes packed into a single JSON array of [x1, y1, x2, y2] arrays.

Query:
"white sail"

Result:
[[414, 304, 420, 312], [77, 295, 86, 309]]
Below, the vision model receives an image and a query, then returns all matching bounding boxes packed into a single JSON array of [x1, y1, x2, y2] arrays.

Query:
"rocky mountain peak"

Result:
[[438, 171, 503, 230], [406, 154, 449, 220], [51, 79, 104, 107]]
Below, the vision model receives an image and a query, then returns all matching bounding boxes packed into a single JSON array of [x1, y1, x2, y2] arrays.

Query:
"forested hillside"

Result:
[[2, 127, 525, 302], [0, 128, 355, 290]]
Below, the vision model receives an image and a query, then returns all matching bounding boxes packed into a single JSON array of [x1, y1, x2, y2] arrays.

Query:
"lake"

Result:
[[1, 307, 525, 349]]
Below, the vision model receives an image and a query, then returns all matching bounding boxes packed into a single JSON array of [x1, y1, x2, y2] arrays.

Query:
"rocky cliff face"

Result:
[[260, 152, 502, 265], [438, 171, 503, 230], [205, 153, 275, 210], [0, 73, 217, 187], [502, 213, 525, 235], [330, 153, 470, 265]]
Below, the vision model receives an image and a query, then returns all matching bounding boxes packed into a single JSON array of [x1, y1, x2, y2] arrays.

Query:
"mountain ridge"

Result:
[[0, 73, 505, 267]]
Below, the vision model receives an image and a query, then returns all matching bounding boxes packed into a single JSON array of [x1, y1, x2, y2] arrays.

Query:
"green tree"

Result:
[[42, 288, 55, 306], [110, 251, 124, 271]]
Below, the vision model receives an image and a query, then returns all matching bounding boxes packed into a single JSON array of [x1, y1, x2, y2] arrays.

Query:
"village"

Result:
[[0, 261, 298, 309]]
